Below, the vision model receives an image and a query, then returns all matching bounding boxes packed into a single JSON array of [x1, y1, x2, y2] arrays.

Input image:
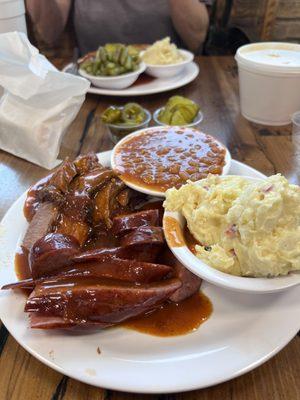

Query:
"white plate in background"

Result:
[[63, 62, 199, 96]]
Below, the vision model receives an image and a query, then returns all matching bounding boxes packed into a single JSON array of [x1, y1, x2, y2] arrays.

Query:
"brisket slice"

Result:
[[22, 202, 58, 251]]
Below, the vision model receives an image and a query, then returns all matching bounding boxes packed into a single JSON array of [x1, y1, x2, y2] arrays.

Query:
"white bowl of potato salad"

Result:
[[141, 37, 194, 78], [163, 174, 300, 293]]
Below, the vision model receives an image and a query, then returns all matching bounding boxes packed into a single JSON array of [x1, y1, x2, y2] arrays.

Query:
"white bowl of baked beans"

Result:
[[111, 126, 231, 197]]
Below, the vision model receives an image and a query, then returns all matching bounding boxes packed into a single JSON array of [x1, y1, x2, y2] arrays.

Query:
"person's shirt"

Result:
[[74, 0, 183, 55]]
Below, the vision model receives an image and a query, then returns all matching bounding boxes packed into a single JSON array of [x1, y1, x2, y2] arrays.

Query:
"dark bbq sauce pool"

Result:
[[122, 292, 212, 337]]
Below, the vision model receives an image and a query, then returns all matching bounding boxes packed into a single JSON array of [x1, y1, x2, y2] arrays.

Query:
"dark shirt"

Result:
[[74, 0, 182, 55]]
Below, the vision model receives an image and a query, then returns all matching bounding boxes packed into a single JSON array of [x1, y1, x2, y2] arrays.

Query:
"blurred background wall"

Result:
[[230, 0, 300, 42], [26, 0, 300, 61]]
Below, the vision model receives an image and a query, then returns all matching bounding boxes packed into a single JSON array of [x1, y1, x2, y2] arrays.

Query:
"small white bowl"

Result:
[[104, 109, 152, 144], [163, 175, 300, 294], [153, 107, 203, 127], [111, 126, 231, 198], [141, 49, 194, 78], [78, 62, 146, 89]]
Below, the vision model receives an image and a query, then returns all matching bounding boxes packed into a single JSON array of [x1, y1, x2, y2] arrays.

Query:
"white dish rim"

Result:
[[111, 127, 231, 197], [78, 61, 146, 81], [63, 62, 200, 96]]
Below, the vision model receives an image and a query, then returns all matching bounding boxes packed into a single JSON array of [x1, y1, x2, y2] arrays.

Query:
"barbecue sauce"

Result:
[[14, 188, 212, 337], [163, 216, 185, 247], [164, 216, 199, 253], [15, 247, 31, 280], [123, 292, 212, 337], [184, 225, 199, 254]]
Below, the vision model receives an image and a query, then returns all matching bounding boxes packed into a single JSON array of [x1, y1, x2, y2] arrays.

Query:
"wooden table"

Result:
[[0, 56, 299, 400]]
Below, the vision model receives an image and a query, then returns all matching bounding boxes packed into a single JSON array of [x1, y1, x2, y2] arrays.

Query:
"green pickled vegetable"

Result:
[[101, 103, 147, 126], [122, 103, 146, 124], [80, 43, 141, 77], [101, 107, 122, 124], [158, 96, 200, 125]]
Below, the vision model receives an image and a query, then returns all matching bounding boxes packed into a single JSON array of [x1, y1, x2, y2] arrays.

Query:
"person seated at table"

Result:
[[26, 0, 211, 55]]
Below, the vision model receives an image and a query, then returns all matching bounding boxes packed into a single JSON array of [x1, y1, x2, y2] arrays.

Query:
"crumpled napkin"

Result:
[[0, 32, 90, 169]]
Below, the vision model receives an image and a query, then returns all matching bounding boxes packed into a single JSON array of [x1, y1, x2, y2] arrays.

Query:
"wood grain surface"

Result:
[[0, 56, 299, 400]]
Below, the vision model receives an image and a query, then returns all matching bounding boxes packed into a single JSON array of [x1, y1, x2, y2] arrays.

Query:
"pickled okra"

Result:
[[80, 43, 141, 76]]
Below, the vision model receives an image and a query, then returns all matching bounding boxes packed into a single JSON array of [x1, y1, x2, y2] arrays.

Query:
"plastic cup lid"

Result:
[[235, 42, 300, 74]]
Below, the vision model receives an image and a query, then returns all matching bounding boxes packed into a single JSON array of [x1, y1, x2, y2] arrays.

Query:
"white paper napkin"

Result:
[[0, 32, 90, 169]]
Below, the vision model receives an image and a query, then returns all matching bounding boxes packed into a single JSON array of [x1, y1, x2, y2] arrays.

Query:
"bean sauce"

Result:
[[114, 127, 226, 192]]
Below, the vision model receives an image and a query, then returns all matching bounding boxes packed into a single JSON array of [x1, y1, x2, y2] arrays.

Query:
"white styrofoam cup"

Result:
[[235, 42, 300, 126]]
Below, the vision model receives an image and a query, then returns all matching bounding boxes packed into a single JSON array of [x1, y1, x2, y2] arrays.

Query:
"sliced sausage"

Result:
[[121, 226, 164, 248], [72, 243, 160, 264], [160, 248, 202, 302], [2, 258, 173, 290], [111, 209, 159, 236], [29, 313, 112, 329], [30, 314, 77, 329], [30, 233, 80, 279], [25, 278, 182, 325], [42, 259, 171, 283], [2, 278, 34, 290], [72, 247, 125, 263]]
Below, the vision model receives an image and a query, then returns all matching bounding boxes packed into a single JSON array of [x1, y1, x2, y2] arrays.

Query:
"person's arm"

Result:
[[169, 0, 209, 53], [26, 0, 72, 44]]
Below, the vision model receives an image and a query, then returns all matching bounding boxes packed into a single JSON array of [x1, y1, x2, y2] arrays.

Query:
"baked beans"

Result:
[[114, 127, 226, 192]]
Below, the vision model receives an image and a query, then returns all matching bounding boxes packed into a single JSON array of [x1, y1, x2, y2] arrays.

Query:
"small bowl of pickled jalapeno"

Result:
[[153, 96, 203, 127], [79, 44, 146, 89], [101, 103, 152, 143]]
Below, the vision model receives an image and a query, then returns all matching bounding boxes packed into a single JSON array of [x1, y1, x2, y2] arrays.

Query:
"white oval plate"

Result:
[[0, 151, 299, 393], [63, 62, 199, 96], [111, 128, 231, 197]]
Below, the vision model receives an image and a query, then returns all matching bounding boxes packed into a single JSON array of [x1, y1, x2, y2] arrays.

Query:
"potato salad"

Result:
[[164, 174, 300, 277]]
